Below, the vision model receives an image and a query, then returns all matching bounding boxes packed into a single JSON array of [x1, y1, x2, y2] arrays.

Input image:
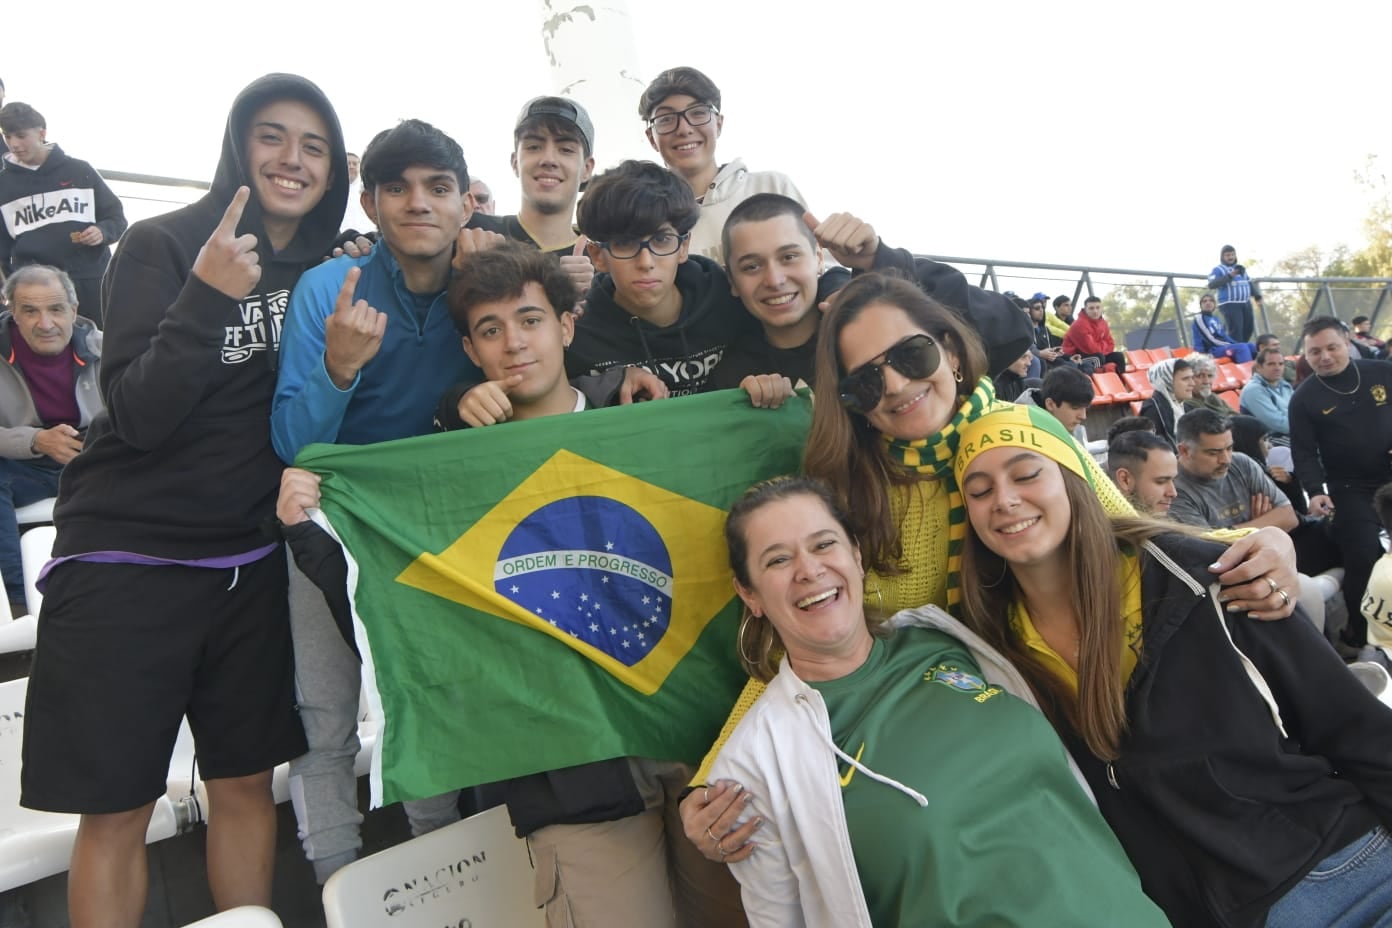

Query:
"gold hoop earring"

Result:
[[738, 610, 760, 667]]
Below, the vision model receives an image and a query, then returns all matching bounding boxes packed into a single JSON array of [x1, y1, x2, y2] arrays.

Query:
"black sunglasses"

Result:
[[839, 334, 942, 413]]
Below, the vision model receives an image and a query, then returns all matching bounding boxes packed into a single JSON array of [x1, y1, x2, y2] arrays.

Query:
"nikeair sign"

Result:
[[1, 189, 96, 235]]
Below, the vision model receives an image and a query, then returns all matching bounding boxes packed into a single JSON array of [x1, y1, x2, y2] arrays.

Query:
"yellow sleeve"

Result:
[[691, 676, 768, 785]]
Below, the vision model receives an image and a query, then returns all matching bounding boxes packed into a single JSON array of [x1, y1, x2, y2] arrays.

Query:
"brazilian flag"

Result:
[[297, 392, 811, 805]]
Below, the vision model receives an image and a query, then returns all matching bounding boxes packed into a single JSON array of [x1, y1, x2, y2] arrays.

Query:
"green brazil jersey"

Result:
[[809, 626, 1167, 927]]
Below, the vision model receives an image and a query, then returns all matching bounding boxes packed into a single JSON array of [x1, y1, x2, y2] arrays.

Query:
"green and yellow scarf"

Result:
[[882, 376, 1005, 609]]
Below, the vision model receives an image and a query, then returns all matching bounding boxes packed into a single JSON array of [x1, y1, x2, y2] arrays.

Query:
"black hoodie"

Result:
[[52, 74, 348, 559], [0, 144, 128, 280], [566, 254, 760, 396]]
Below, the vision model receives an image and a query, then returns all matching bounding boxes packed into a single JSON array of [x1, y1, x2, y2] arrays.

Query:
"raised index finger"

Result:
[[334, 267, 362, 315], [217, 186, 251, 238]]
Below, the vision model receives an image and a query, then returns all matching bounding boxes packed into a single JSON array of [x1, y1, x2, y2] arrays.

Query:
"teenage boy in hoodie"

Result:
[[638, 67, 805, 264], [272, 118, 487, 879], [0, 102, 128, 316], [569, 159, 760, 396], [20, 74, 348, 928]]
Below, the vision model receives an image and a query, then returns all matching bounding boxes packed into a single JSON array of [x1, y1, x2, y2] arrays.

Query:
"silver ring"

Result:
[[1277, 588, 1290, 606], [705, 826, 718, 844], [1266, 577, 1280, 595], [703, 787, 710, 804]]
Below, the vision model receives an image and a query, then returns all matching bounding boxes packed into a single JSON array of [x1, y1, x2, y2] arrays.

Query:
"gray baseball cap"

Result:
[[515, 96, 594, 156]]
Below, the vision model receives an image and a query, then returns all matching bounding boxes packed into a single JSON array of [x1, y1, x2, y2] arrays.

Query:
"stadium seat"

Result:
[[1126, 349, 1153, 371], [20, 525, 55, 618], [1150, 347, 1174, 360], [1091, 372, 1140, 405], [1172, 346, 1192, 358], [1220, 391, 1242, 413], [1213, 365, 1244, 393], [1235, 360, 1254, 384], [1122, 371, 1154, 399], [183, 907, 283, 927], [1129, 401, 1143, 416], [14, 498, 54, 527], [322, 805, 542, 928]]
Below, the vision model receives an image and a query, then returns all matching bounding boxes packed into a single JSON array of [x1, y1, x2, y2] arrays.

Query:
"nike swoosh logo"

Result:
[[839, 742, 866, 788], [1323, 406, 1337, 415]]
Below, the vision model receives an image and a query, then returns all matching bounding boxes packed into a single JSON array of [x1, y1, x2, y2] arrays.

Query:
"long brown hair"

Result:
[[959, 467, 1178, 760], [804, 273, 987, 576]]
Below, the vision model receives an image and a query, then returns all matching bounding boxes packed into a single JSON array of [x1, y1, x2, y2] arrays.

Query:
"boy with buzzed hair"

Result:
[[22, 73, 348, 928], [638, 67, 805, 263], [570, 159, 759, 396]]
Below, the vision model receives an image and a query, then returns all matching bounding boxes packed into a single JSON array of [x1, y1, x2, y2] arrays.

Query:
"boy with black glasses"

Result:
[[568, 159, 759, 396], [638, 67, 805, 263]]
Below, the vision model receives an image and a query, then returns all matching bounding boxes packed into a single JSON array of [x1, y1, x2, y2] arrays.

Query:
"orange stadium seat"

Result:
[[1122, 371, 1154, 399], [1220, 390, 1242, 413], [1091, 372, 1140, 405]]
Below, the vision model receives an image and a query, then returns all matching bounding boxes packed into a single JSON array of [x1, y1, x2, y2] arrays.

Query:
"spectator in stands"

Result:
[[1061, 296, 1125, 373], [1106, 429, 1178, 516], [1138, 357, 1194, 446], [1360, 482, 1392, 667], [1290, 315, 1392, 647], [1207, 244, 1263, 343], [0, 102, 128, 316], [471, 98, 594, 266], [638, 67, 805, 263], [468, 177, 496, 215], [1240, 347, 1293, 437], [568, 160, 759, 396], [1026, 297, 1068, 372], [1046, 294, 1074, 340], [20, 73, 348, 928], [710, 473, 1170, 927], [1018, 365, 1094, 445], [1182, 353, 1232, 416], [1230, 414, 1304, 515], [272, 119, 486, 879], [1171, 408, 1297, 533], [954, 406, 1392, 928], [339, 151, 373, 236], [1255, 333, 1298, 382], [1350, 315, 1388, 360], [0, 265, 101, 615], [993, 348, 1039, 403], [1190, 292, 1254, 362]]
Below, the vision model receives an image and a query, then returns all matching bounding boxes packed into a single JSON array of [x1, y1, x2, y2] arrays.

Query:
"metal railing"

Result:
[[920, 254, 1392, 351]]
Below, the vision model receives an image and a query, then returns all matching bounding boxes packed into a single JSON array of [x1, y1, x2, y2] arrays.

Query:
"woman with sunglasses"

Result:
[[685, 273, 1300, 862], [953, 405, 1392, 927], [708, 474, 1169, 927]]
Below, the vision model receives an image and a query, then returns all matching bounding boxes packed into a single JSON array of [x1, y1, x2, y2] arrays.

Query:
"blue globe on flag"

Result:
[[494, 496, 674, 666]]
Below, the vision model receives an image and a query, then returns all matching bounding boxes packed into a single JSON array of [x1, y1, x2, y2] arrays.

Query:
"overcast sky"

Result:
[[6, 0, 1388, 289]]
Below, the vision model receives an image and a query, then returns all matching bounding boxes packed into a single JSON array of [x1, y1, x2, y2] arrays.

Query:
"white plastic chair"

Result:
[[14, 497, 54, 527], [0, 678, 187, 893], [20, 524, 55, 618], [322, 804, 541, 928], [182, 906, 283, 926]]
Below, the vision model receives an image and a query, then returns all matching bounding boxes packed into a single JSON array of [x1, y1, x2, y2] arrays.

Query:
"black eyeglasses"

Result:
[[647, 104, 719, 135], [839, 334, 942, 414], [592, 231, 689, 260]]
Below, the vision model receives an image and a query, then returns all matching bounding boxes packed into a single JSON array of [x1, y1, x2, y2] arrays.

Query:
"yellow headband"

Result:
[[953, 404, 1094, 486]]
